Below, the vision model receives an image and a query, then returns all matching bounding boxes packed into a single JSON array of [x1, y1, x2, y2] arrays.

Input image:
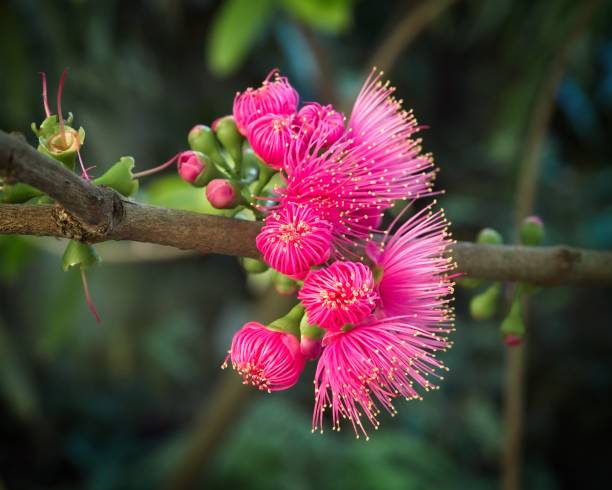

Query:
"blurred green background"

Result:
[[1, 0, 612, 489]]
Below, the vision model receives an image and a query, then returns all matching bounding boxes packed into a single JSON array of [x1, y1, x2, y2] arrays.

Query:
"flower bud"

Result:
[[213, 116, 244, 166], [500, 294, 525, 346], [205, 179, 241, 209], [469, 283, 500, 320], [299, 315, 324, 360], [240, 257, 268, 274], [177, 151, 219, 187], [519, 216, 545, 246], [268, 304, 304, 336], [477, 227, 503, 245], [187, 124, 225, 167], [94, 156, 139, 197]]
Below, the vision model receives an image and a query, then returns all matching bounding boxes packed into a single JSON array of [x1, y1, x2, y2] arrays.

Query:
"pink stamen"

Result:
[[39, 72, 51, 118], [80, 267, 101, 324], [132, 153, 181, 179], [57, 68, 69, 147], [77, 149, 92, 180]]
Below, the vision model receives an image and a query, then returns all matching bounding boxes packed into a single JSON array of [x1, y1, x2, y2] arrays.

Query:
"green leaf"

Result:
[[207, 0, 275, 76], [280, 0, 354, 33]]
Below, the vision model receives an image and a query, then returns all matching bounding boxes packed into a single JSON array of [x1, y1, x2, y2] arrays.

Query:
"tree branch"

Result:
[[1, 130, 611, 286]]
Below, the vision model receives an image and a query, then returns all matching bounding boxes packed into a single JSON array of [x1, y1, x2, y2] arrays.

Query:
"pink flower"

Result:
[[312, 318, 451, 439], [298, 261, 378, 330], [279, 70, 434, 252], [298, 102, 345, 147], [233, 69, 299, 135], [369, 203, 455, 320], [256, 203, 332, 278], [247, 113, 298, 170], [223, 322, 305, 392]]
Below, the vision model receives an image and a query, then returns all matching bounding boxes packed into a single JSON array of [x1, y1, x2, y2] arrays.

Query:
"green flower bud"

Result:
[[240, 257, 268, 274], [94, 157, 139, 197], [469, 282, 501, 320], [240, 148, 261, 184], [1, 183, 43, 203], [519, 216, 544, 246], [500, 294, 525, 346], [477, 227, 503, 245], [188, 125, 226, 168], [267, 303, 304, 337], [61, 240, 101, 272], [213, 116, 244, 167]]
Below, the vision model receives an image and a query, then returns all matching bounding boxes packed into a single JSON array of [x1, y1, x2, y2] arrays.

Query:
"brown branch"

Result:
[[1, 130, 612, 286]]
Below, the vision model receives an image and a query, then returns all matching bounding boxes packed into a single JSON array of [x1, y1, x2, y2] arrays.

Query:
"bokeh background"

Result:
[[1, 0, 612, 489]]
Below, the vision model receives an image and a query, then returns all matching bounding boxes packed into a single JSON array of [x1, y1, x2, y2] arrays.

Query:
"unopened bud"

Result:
[[206, 179, 241, 209], [477, 227, 503, 245], [299, 315, 324, 360], [469, 283, 500, 320], [213, 116, 244, 166], [519, 216, 545, 246], [500, 294, 525, 346], [188, 124, 225, 167], [177, 151, 218, 187]]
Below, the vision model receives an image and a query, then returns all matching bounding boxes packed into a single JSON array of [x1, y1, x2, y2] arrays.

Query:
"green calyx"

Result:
[[214, 116, 244, 167], [500, 293, 525, 339], [94, 156, 139, 197], [267, 303, 304, 338], [193, 152, 222, 187], [519, 217, 545, 246], [476, 227, 503, 245], [61, 241, 101, 272], [240, 257, 268, 274], [299, 315, 325, 340], [33, 115, 85, 171], [469, 282, 501, 320], [372, 265, 384, 285]]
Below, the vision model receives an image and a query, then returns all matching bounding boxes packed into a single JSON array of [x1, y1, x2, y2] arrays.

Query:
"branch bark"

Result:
[[1, 130, 612, 286]]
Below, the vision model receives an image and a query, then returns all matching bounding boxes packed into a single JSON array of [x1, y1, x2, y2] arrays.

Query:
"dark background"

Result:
[[1, 0, 611, 489]]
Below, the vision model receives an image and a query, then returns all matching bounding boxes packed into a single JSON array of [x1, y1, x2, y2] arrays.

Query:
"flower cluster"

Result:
[[219, 69, 455, 439]]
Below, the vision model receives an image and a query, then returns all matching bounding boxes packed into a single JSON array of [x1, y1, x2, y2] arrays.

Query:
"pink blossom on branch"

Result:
[[297, 102, 345, 148], [279, 69, 435, 255], [233, 69, 299, 135], [256, 202, 333, 279], [298, 261, 378, 330], [369, 202, 455, 321], [313, 317, 451, 439], [247, 113, 299, 170], [222, 322, 306, 393]]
